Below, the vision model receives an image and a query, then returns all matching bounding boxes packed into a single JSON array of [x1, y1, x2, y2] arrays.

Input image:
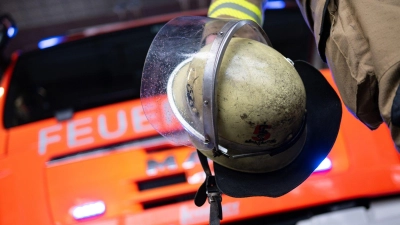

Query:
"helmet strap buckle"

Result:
[[206, 176, 222, 204], [194, 150, 223, 224]]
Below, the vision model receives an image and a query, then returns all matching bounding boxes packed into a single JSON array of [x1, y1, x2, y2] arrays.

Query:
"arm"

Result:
[[204, 0, 265, 44], [208, 0, 264, 25], [295, 0, 314, 31]]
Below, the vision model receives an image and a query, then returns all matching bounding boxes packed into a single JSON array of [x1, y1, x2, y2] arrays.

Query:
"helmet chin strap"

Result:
[[194, 150, 223, 225]]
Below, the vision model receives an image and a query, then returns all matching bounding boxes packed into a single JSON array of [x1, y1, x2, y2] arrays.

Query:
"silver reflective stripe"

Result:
[[166, 57, 228, 155], [208, 2, 262, 25], [167, 57, 205, 142]]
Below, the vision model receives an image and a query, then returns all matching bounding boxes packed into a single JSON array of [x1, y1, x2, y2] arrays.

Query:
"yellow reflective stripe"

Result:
[[208, 0, 263, 25], [209, 8, 260, 24], [209, 0, 262, 17]]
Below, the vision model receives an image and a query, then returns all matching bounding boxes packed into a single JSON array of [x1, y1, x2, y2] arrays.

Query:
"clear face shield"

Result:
[[141, 16, 305, 158]]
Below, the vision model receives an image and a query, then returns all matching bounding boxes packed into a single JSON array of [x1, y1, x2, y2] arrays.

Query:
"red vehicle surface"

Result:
[[1, 9, 400, 225]]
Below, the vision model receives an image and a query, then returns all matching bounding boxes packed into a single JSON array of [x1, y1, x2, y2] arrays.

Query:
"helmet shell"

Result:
[[191, 38, 305, 147], [172, 37, 307, 172]]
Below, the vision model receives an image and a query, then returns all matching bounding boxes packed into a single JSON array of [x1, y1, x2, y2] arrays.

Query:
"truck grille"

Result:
[[137, 173, 187, 191]]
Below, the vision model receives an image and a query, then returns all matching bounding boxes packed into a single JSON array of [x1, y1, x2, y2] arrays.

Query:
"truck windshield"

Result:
[[3, 23, 164, 128]]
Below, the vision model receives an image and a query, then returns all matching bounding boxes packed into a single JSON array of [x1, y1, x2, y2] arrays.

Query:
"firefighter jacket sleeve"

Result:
[[297, 0, 400, 152]]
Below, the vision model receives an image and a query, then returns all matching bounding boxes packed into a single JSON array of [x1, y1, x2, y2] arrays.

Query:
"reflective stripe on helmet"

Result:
[[208, 0, 263, 25]]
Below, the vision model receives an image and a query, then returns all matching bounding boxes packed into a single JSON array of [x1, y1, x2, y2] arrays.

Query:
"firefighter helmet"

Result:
[[141, 16, 341, 198], [169, 37, 307, 173]]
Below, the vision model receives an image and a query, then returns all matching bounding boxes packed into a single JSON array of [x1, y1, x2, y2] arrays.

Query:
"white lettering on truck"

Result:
[[98, 110, 128, 140], [67, 117, 94, 148], [37, 103, 165, 155], [38, 125, 62, 155]]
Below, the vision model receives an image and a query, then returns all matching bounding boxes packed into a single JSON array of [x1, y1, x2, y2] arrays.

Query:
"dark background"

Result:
[[0, 0, 325, 68]]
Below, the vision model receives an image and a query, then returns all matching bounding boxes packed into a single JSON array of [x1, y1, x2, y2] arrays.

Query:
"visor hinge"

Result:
[[212, 148, 223, 157]]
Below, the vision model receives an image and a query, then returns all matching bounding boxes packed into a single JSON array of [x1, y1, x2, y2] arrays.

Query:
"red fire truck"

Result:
[[1, 8, 400, 225]]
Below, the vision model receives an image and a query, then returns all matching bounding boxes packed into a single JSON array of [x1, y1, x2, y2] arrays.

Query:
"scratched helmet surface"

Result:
[[171, 37, 307, 173], [141, 16, 342, 198]]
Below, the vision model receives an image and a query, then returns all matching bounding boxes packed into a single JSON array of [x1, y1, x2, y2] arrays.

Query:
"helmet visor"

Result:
[[141, 16, 271, 151]]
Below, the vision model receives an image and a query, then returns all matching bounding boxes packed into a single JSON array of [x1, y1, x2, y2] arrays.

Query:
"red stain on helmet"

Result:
[[252, 124, 271, 142]]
